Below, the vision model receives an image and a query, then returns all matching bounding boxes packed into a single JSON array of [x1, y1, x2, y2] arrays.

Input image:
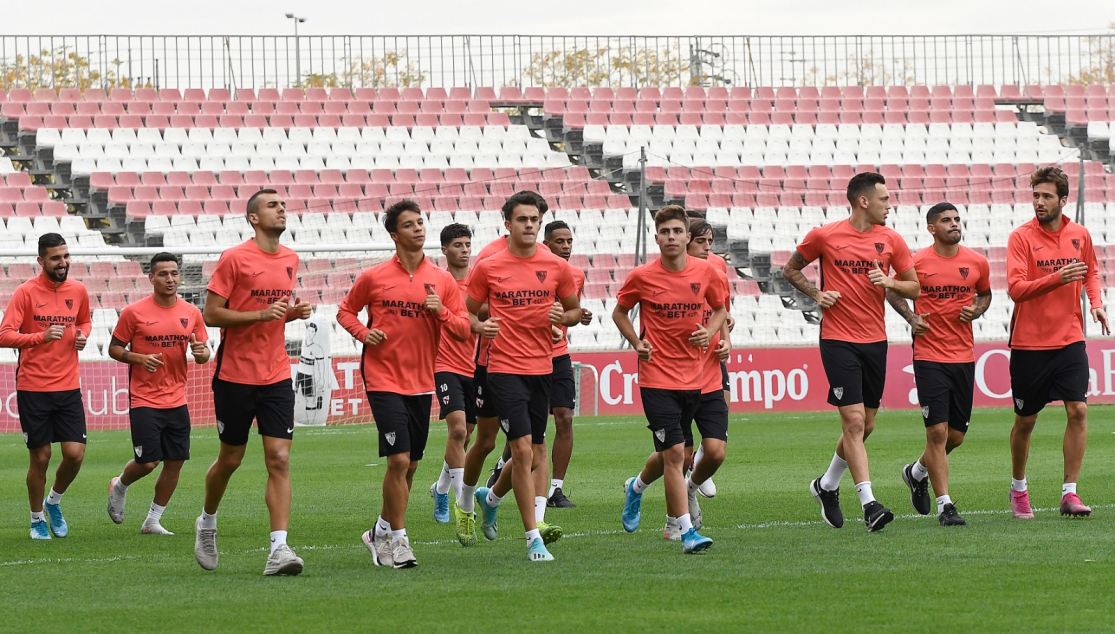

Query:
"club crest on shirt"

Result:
[[536, 271, 547, 283], [180, 318, 189, 328], [286, 267, 294, 279], [874, 242, 884, 254], [690, 283, 701, 296], [385, 432, 396, 446], [65, 299, 73, 309], [833, 387, 844, 400], [959, 267, 969, 280], [1072, 238, 1081, 250]]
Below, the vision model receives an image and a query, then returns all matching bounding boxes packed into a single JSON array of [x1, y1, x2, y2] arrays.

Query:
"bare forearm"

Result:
[[784, 267, 819, 300], [203, 305, 262, 328], [612, 308, 640, 346], [888, 279, 920, 300], [886, 289, 917, 322], [972, 292, 992, 318]]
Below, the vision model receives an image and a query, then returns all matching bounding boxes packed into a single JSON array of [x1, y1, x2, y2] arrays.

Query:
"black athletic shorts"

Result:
[[130, 405, 191, 463], [550, 354, 576, 411], [914, 361, 974, 433], [1009, 341, 1089, 417], [369, 392, 432, 460], [720, 362, 730, 392], [640, 387, 701, 452], [212, 377, 295, 446], [682, 390, 730, 447], [488, 373, 552, 444], [819, 340, 888, 408], [436, 371, 476, 424], [473, 364, 499, 418], [17, 389, 86, 449]]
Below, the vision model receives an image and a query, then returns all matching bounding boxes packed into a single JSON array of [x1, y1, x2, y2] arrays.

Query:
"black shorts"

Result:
[[819, 340, 888, 408], [17, 389, 86, 449], [640, 387, 701, 452], [212, 378, 295, 446], [682, 390, 730, 447], [1009, 342, 1089, 417], [369, 392, 432, 460], [436, 371, 476, 424], [488, 373, 552, 444], [472, 365, 499, 419], [720, 363, 730, 392], [914, 361, 975, 433], [130, 405, 191, 463], [550, 354, 576, 411]]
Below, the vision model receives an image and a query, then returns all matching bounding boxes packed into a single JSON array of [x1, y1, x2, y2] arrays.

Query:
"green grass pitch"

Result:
[[1, 407, 1113, 632]]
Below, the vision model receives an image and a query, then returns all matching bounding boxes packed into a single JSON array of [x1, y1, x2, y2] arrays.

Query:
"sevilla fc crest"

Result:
[[654, 429, 666, 442], [690, 283, 701, 296], [286, 267, 294, 279], [874, 242, 884, 254], [385, 432, 396, 446], [959, 267, 970, 280], [1072, 239, 1081, 250], [536, 271, 547, 283], [921, 406, 930, 419], [833, 387, 844, 400], [134, 445, 143, 458], [180, 318, 189, 328], [65, 299, 73, 309]]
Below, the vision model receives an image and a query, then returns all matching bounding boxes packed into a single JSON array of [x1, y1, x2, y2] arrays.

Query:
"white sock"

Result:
[[855, 481, 875, 508], [147, 502, 166, 522], [31, 510, 45, 523], [448, 468, 464, 500], [694, 443, 705, 468], [632, 475, 649, 494], [115, 474, 130, 493], [686, 476, 699, 495], [534, 496, 547, 523], [496, 456, 507, 470], [46, 488, 63, 506], [548, 478, 563, 498], [1011, 477, 1027, 492], [677, 513, 693, 533], [269, 530, 287, 554], [911, 460, 929, 482], [666, 515, 678, 526], [460, 483, 477, 512], [374, 516, 391, 538], [525, 528, 541, 543], [200, 510, 217, 530], [390, 528, 407, 544], [435, 461, 452, 495], [936, 495, 952, 515], [1062, 482, 1077, 496], [819, 452, 847, 491], [485, 489, 503, 508]]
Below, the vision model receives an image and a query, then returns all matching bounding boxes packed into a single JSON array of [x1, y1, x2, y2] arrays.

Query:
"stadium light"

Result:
[[285, 13, 308, 88]]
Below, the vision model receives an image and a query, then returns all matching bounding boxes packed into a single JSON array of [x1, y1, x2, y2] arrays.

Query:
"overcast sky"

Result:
[[2, 0, 1113, 36]]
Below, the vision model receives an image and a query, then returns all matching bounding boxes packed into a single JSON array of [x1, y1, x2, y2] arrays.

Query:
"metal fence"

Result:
[[1, 34, 1113, 92]]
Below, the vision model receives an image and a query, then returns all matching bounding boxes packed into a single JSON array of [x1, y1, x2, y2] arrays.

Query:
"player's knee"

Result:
[[701, 441, 726, 464], [60, 445, 85, 466], [1013, 415, 1037, 433], [385, 453, 410, 474], [138, 461, 159, 475], [447, 423, 467, 445], [263, 449, 290, 475], [947, 431, 965, 451], [925, 423, 948, 447], [1066, 402, 1088, 426], [840, 414, 866, 437], [661, 443, 685, 467], [28, 449, 51, 472]]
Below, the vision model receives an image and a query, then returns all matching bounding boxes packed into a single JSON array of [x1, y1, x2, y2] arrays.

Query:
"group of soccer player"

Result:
[[1, 163, 1107, 571]]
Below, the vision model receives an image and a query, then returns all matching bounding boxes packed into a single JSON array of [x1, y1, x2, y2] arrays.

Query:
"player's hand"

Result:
[[73, 329, 87, 350], [814, 290, 841, 309], [364, 328, 387, 346], [291, 295, 312, 320], [189, 333, 208, 359], [910, 313, 931, 336], [549, 302, 564, 325], [1091, 306, 1111, 336], [423, 287, 442, 316], [551, 325, 564, 344], [868, 260, 893, 289], [635, 339, 653, 361], [579, 308, 593, 325], [43, 324, 65, 343], [958, 304, 981, 323], [141, 353, 164, 373], [689, 323, 710, 349], [1059, 261, 1088, 285], [479, 317, 500, 340], [716, 338, 731, 362], [727, 314, 736, 332], [260, 299, 288, 322]]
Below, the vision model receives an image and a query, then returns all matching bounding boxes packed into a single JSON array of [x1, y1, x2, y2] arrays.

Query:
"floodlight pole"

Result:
[[286, 13, 307, 88], [636, 146, 648, 265]]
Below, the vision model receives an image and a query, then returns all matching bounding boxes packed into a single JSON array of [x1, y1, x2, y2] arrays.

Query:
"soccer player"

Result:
[[0, 233, 91, 540], [195, 189, 312, 575], [106, 253, 210, 535], [465, 191, 582, 562], [616, 206, 729, 554], [1006, 166, 1108, 519], [541, 220, 591, 508], [430, 224, 478, 524], [884, 203, 991, 526], [783, 172, 918, 532], [339, 201, 471, 569]]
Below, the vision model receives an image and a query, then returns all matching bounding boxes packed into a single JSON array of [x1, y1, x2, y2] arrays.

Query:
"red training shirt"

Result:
[[911, 246, 990, 363], [552, 266, 586, 358], [113, 295, 208, 408], [434, 273, 478, 376], [0, 273, 91, 392], [472, 236, 510, 368]]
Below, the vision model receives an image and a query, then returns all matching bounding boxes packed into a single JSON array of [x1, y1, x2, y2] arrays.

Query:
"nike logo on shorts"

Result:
[[286, 426, 295, 433]]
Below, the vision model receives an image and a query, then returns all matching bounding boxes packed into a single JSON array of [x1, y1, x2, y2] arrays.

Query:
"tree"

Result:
[[513, 45, 685, 87], [1065, 23, 1115, 84], [303, 50, 426, 89], [0, 46, 136, 91]]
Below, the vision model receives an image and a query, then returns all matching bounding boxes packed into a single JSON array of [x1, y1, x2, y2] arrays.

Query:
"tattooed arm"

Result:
[[958, 289, 992, 323], [886, 288, 929, 336], [783, 251, 840, 309]]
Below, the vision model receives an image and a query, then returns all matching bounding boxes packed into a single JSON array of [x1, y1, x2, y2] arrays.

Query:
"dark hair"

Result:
[[1030, 166, 1070, 200], [846, 172, 886, 207], [440, 223, 472, 246], [149, 252, 180, 271], [925, 202, 958, 223], [688, 219, 712, 241], [501, 191, 548, 221], [654, 204, 690, 229], [685, 209, 706, 219], [545, 220, 571, 238], [384, 199, 423, 234], [37, 233, 66, 259], [246, 188, 279, 220]]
